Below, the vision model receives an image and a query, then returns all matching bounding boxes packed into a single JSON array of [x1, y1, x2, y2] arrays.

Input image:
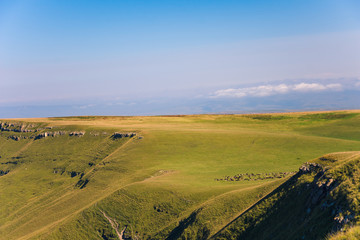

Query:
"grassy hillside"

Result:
[[213, 151, 360, 240], [0, 110, 359, 239], [328, 225, 360, 240]]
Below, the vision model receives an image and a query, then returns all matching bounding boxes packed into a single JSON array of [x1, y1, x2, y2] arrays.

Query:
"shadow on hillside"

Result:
[[212, 164, 356, 240], [211, 172, 303, 239], [165, 209, 202, 240]]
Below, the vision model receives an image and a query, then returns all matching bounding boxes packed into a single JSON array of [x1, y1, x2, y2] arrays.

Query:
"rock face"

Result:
[[111, 132, 136, 139], [0, 122, 35, 133], [299, 162, 323, 174], [8, 135, 20, 141], [298, 162, 339, 206], [291, 160, 355, 233], [35, 132, 48, 140], [7, 135, 34, 141], [310, 178, 337, 205], [34, 131, 67, 140], [1, 123, 95, 141], [10, 129, 86, 141]]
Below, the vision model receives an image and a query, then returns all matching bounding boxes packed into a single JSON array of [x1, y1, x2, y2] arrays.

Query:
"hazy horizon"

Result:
[[1, 0, 360, 117]]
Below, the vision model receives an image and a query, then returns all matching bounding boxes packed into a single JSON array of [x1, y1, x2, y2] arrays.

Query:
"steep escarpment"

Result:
[[213, 151, 360, 240], [0, 121, 142, 240]]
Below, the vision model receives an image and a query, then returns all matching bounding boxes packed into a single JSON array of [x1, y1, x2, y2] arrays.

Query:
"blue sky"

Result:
[[1, 0, 360, 116]]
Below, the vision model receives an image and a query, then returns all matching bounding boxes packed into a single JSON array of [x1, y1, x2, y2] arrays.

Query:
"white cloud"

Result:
[[75, 104, 96, 109], [212, 82, 343, 98], [293, 83, 342, 92]]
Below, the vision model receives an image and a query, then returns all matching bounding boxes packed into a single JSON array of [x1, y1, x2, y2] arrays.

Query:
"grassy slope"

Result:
[[0, 111, 359, 239], [328, 225, 360, 240], [214, 151, 360, 240]]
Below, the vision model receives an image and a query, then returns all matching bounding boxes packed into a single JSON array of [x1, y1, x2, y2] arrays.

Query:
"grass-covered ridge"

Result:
[[213, 151, 360, 240], [0, 110, 359, 239]]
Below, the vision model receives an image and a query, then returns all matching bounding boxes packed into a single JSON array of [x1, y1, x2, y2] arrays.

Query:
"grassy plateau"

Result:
[[1, 110, 360, 239]]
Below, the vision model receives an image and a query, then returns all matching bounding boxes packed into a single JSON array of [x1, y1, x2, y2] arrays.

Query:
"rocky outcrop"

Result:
[[34, 131, 67, 140], [111, 132, 136, 139], [7, 135, 33, 141], [35, 132, 48, 140], [8, 135, 21, 141], [0, 170, 9, 176], [333, 212, 354, 229], [299, 162, 323, 174], [1, 123, 101, 140], [69, 171, 84, 178], [213, 153, 360, 240], [47, 131, 66, 137], [32, 130, 88, 140], [294, 160, 356, 233], [0, 161, 18, 165], [309, 178, 337, 205], [0, 122, 35, 133], [52, 168, 84, 179], [69, 131, 85, 137], [75, 178, 89, 189]]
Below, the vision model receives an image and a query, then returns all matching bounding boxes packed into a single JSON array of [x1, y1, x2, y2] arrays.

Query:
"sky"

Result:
[[1, 0, 360, 117]]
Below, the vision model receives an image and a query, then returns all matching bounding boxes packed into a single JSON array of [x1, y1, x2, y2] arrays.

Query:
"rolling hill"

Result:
[[1, 110, 360, 239]]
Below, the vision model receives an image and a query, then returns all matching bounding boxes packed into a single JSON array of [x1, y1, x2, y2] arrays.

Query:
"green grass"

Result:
[[327, 225, 360, 240], [214, 151, 360, 240], [0, 110, 359, 239]]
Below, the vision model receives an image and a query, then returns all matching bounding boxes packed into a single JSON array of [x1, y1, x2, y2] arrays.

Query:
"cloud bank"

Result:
[[213, 82, 343, 98]]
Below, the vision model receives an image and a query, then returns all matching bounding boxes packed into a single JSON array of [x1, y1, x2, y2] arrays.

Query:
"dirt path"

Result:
[[17, 171, 174, 240], [82, 137, 135, 179], [120, 225, 127, 239], [100, 210, 125, 240], [3, 138, 135, 222], [11, 140, 34, 158]]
